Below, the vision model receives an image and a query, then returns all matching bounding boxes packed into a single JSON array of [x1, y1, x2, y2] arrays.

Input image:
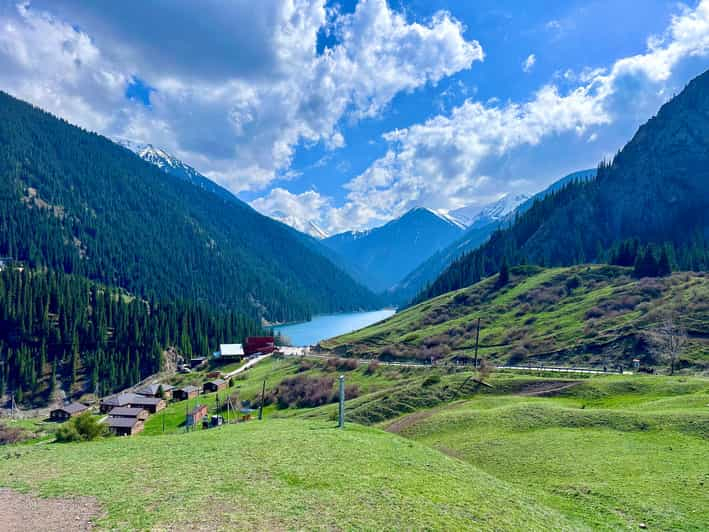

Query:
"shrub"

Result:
[[326, 357, 358, 372], [56, 412, 106, 443], [585, 306, 604, 319], [273, 375, 336, 409], [565, 275, 582, 291], [0, 423, 30, 445], [422, 374, 441, 387], [507, 346, 529, 366], [364, 360, 380, 375]]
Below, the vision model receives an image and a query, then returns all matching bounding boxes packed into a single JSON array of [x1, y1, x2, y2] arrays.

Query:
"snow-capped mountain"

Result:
[[322, 207, 464, 292], [448, 193, 530, 229], [265, 211, 330, 239], [115, 139, 237, 203]]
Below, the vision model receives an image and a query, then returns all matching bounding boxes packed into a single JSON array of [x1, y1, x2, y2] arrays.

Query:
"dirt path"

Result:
[[0, 488, 103, 531], [515, 380, 581, 396]]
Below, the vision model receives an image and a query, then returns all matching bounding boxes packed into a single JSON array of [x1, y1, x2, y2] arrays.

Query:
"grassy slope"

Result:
[[322, 265, 709, 370], [0, 419, 572, 530], [390, 375, 709, 530]]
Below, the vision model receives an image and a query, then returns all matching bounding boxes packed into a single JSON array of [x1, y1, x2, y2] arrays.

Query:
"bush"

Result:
[[364, 360, 380, 375], [326, 357, 358, 372], [274, 375, 336, 409], [56, 412, 106, 443], [0, 423, 30, 445], [565, 275, 582, 291], [585, 306, 604, 319], [422, 374, 441, 387]]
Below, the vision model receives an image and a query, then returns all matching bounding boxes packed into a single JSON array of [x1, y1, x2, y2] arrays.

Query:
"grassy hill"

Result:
[[322, 265, 709, 371], [388, 375, 709, 530], [0, 419, 572, 530]]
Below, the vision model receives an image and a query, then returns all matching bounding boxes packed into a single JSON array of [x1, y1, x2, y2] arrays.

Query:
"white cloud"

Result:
[[522, 53, 536, 73], [305, 0, 709, 233], [0, 0, 482, 192]]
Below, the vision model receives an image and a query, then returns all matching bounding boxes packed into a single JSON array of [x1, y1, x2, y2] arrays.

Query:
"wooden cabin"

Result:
[[186, 404, 208, 427], [101, 393, 165, 414], [203, 379, 227, 393], [135, 383, 174, 400], [173, 385, 200, 401], [217, 343, 245, 362], [108, 406, 149, 421], [127, 395, 166, 413], [107, 416, 144, 436], [50, 402, 88, 421], [99, 394, 133, 414]]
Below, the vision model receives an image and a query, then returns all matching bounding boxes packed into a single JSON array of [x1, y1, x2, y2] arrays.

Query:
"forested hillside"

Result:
[[0, 268, 261, 404], [0, 91, 378, 323], [418, 69, 709, 303]]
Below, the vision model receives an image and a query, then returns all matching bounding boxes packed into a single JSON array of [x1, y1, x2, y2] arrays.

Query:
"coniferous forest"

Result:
[[0, 90, 378, 326], [0, 268, 261, 404]]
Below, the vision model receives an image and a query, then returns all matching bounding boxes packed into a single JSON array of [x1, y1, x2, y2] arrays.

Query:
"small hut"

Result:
[[50, 402, 88, 421], [107, 416, 144, 436], [173, 385, 200, 401], [186, 404, 208, 427], [135, 383, 174, 400], [108, 406, 149, 421], [203, 379, 227, 393]]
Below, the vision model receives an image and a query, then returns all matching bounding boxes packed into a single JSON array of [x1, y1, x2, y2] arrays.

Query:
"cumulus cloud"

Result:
[[522, 53, 536, 73], [299, 0, 709, 233], [0, 0, 482, 192]]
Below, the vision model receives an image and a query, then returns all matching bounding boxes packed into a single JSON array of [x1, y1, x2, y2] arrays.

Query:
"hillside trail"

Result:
[[515, 381, 582, 396]]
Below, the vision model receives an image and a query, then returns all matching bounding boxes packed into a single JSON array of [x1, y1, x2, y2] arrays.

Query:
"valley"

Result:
[[0, 6, 708, 530]]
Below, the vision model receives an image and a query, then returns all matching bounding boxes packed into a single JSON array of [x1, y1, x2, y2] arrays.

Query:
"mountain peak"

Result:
[[449, 192, 531, 228]]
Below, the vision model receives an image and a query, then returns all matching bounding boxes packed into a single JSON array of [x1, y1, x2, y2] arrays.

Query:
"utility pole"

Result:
[[10, 392, 16, 419], [185, 398, 189, 432], [258, 378, 266, 420], [473, 317, 481, 369], [162, 406, 165, 433], [338, 375, 345, 429]]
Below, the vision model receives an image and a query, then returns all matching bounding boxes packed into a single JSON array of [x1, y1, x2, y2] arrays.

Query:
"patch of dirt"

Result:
[[0, 488, 103, 531], [516, 381, 581, 397], [385, 409, 440, 435]]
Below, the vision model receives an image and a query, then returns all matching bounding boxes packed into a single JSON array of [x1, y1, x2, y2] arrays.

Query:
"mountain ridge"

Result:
[[0, 90, 379, 323], [418, 69, 709, 303], [322, 207, 465, 292]]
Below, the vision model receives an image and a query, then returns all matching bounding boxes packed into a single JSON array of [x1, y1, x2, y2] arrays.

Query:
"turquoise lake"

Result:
[[274, 309, 396, 346]]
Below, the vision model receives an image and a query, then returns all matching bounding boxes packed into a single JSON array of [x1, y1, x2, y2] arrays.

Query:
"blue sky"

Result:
[[0, 0, 707, 235]]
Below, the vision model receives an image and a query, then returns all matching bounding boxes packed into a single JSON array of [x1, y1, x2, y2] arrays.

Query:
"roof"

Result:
[[219, 343, 244, 356], [136, 383, 175, 395], [108, 406, 147, 417], [128, 395, 163, 406], [101, 394, 134, 407], [207, 379, 226, 386], [54, 402, 87, 414], [190, 404, 208, 415], [107, 417, 140, 428], [180, 385, 200, 393]]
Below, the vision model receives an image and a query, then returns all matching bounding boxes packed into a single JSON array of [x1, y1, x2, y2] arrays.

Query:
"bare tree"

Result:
[[649, 313, 687, 375]]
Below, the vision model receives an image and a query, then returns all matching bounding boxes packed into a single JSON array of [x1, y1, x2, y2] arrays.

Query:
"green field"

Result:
[[3, 354, 708, 530], [322, 266, 709, 371], [387, 375, 709, 530], [0, 419, 576, 530]]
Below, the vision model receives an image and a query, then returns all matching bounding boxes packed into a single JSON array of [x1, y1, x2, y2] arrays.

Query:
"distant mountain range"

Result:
[[448, 193, 530, 229], [322, 207, 465, 292], [389, 171, 595, 303], [418, 68, 709, 303]]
